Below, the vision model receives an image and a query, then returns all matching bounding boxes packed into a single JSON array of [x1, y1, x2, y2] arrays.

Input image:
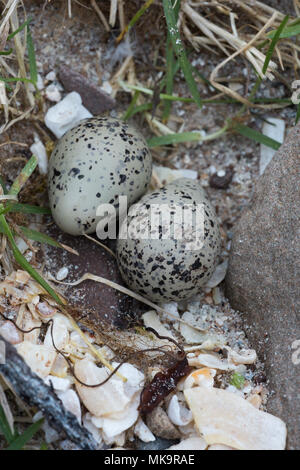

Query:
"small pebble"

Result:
[[56, 267, 69, 281]]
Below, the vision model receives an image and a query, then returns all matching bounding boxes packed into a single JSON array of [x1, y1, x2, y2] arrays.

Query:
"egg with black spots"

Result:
[[116, 178, 221, 303], [48, 117, 152, 235]]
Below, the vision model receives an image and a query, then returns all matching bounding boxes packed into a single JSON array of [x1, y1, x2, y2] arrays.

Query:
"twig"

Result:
[[91, 0, 110, 32]]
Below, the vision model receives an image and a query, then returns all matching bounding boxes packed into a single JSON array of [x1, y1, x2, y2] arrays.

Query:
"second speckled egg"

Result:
[[48, 117, 152, 235], [116, 178, 221, 303]]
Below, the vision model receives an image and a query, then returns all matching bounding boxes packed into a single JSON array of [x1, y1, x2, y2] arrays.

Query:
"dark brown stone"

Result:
[[58, 66, 116, 115], [44, 224, 144, 329], [226, 123, 300, 450]]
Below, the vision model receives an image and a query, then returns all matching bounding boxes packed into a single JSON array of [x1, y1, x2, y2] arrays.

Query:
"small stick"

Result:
[[91, 0, 110, 32]]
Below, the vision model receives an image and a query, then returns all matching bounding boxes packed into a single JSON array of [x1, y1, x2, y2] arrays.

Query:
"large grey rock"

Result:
[[226, 123, 300, 450]]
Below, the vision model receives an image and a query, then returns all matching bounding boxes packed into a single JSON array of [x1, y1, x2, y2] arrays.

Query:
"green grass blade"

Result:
[[26, 25, 38, 86], [0, 49, 13, 56], [296, 103, 300, 124], [162, 0, 202, 109], [0, 405, 15, 445], [263, 15, 289, 75], [0, 214, 63, 305], [234, 124, 281, 150], [268, 21, 300, 39], [122, 90, 140, 121], [6, 418, 44, 450], [124, 102, 153, 119], [0, 77, 32, 84], [117, 0, 155, 41], [247, 15, 289, 104], [8, 155, 37, 196], [7, 18, 32, 41], [147, 125, 227, 147], [5, 203, 51, 215], [19, 226, 64, 249], [162, 0, 181, 122]]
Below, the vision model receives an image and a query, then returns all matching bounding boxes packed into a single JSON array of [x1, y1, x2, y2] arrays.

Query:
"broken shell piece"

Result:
[[51, 354, 69, 378], [57, 389, 81, 424], [146, 406, 181, 440], [188, 353, 235, 371], [30, 135, 48, 175], [44, 92, 92, 139], [44, 315, 69, 350], [184, 387, 287, 450], [44, 375, 72, 392], [134, 419, 156, 443], [226, 347, 257, 365], [168, 437, 207, 450], [0, 321, 23, 345], [184, 368, 216, 390], [45, 83, 62, 102], [17, 342, 57, 378], [167, 394, 193, 426], [56, 267, 69, 281], [101, 395, 140, 438], [83, 413, 103, 444], [75, 359, 143, 418], [142, 310, 176, 342], [36, 301, 57, 319]]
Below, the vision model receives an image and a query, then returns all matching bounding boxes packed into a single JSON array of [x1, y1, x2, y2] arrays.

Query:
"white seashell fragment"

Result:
[[56, 267, 69, 281], [17, 342, 57, 378], [260, 118, 285, 175], [101, 395, 140, 438], [184, 387, 287, 450], [0, 321, 23, 345], [226, 347, 257, 365], [44, 375, 72, 392], [45, 92, 92, 138], [75, 359, 143, 418], [30, 135, 48, 175], [184, 368, 216, 390], [153, 166, 198, 187], [142, 310, 176, 342], [45, 83, 62, 102], [134, 419, 156, 443], [44, 315, 69, 350], [167, 395, 193, 426], [83, 413, 103, 444], [168, 437, 207, 450], [205, 260, 228, 289], [57, 389, 81, 424], [188, 353, 235, 371]]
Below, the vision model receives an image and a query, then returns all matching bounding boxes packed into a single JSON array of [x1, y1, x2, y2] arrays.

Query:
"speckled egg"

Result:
[[116, 178, 221, 303], [48, 117, 152, 235]]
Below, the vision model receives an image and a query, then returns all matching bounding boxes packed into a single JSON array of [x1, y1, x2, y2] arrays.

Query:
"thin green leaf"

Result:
[[7, 18, 32, 41], [162, 0, 202, 108], [0, 49, 13, 56], [0, 405, 15, 445], [268, 22, 300, 39], [0, 77, 32, 84], [234, 124, 281, 150], [296, 103, 300, 124], [6, 418, 44, 450], [148, 125, 228, 147], [124, 102, 153, 119], [122, 90, 141, 121], [162, 0, 181, 122], [263, 15, 289, 74], [5, 202, 51, 215], [19, 226, 64, 249], [117, 0, 155, 42], [9, 155, 37, 196], [0, 214, 63, 305], [26, 25, 37, 86], [248, 15, 289, 102]]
